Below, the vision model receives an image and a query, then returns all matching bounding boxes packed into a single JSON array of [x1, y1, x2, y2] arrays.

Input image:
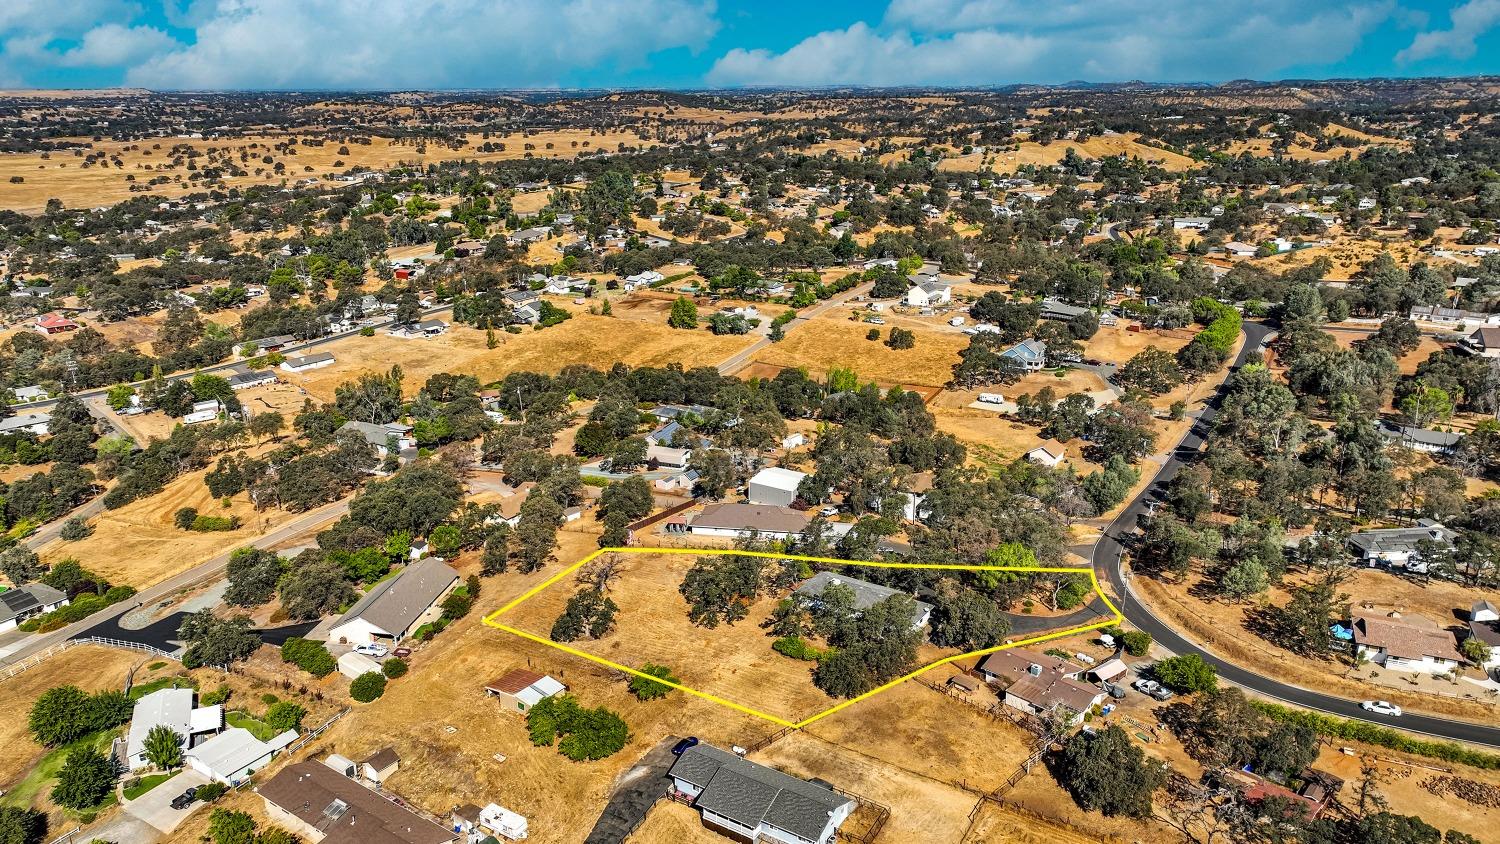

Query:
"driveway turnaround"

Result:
[[124, 768, 211, 834]]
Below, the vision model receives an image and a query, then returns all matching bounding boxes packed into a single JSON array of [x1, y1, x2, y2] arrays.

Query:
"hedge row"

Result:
[[1250, 700, 1500, 769], [280, 637, 336, 677], [1191, 298, 1242, 356]]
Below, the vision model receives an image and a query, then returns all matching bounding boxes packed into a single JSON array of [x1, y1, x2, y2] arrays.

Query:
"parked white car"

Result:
[[1360, 700, 1403, 717], [354, 643, 390, 658]]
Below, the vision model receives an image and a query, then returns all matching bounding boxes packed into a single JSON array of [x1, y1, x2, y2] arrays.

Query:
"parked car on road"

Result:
[[1361, 700, 1403, 716]]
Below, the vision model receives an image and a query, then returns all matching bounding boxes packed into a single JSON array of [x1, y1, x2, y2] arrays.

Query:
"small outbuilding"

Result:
[[485, 669, 566, 714]]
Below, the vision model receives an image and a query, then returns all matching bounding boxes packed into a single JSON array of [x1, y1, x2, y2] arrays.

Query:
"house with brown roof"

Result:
[[259, 760, 458, 844], [1464, 326, 1500, 358], [975, 648, 1104, 726], [1352, 611, 1463, 674], [485, 668, 566, 713], [676, 502, 813, 540]]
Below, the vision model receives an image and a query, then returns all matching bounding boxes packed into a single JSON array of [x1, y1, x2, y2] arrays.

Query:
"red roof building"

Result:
[[33, 313, 79, 335]]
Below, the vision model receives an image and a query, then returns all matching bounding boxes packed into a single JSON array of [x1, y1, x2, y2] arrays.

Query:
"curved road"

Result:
[[1092, 321, 1500, 748]]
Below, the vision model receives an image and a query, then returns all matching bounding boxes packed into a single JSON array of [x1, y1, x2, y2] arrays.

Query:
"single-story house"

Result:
[[1038, 299, 1089, 322], [508, 226, 552, 245], [668, 743, 854, 844], [795, 571, 932, 630], [1348, 520, 1456, 568], [1377, 420, 1463, 455], [1352, 611, 1463, 674], [0, 583, 68, 632], [646, 420, 686, 446], [281, 352, 336, 372], [126, 688, 224, 769], [905, 280, 952, 308], [1222, 241, 1258, 257], [338, 421, 416, 457], [649, 404, 711, 422], [1001, 339, 1048, 372], [328, 557, 460, 646], [646, 445, 690, 469], [1462, 327, 1500, 358], [260, 760, 459, 844], [485, 669, 566, 713], [186, 726, 297, 784], [654, 468, 700, 494], [0, 413, 52, 437], [249, 334, 295, 355], [1025, 445, 1065, 467], [1173, 217, 1212, 231], [677, 502, 812, 541], [226, 368, 278, 391], [182, 399, 224, 425], [976, 648, 1104, 726], [359, 747, 400, 785], [33, 313, 80, 335], [1409, 305, 1500, 330], [747, 467, 808, 507], [11, 386, 47, 404]]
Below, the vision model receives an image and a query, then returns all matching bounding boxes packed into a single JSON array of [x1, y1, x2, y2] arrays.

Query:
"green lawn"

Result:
[[1, 729, 120, 811], [128, 676, 197, 701], [225, 711, 277, 742], [123, 771, 178, 801]]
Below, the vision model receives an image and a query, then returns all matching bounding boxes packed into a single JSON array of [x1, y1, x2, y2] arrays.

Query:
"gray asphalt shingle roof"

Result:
[[334, 557, 458, 638], [670, 744, 851, 842]]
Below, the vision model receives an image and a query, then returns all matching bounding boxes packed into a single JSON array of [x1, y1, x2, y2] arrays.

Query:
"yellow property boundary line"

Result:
[[481, 547, 1123, 729]]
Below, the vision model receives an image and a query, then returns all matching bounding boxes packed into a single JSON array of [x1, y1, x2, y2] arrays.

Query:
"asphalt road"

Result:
[[1, 496, 351, 668], [1090, 321, 1500, 748]]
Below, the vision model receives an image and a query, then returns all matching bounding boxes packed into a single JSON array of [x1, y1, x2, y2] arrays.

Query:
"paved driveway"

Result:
[[124, 768, 211, 833]]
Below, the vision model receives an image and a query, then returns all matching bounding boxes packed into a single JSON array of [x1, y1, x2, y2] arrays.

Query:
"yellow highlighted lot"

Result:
[[482, 547, 1123, 728]]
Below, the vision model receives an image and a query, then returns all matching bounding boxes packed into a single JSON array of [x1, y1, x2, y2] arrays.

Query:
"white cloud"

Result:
[[57, 24, 176, 68], [708, 0, 1393, 87], [1397, 0, 1500, 63], [126, 0, 719, 89]]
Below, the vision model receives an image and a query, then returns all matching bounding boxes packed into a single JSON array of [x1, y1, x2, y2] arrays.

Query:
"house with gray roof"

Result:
[[1348, 519, 1456, 568], [1377, 420, 1463, 455], [1038, 299, 1090, 322], [667, 743, 854, 844], [795, 571, 932, 631], [327, 557, 459, 646], [0, 583, 67, 632]]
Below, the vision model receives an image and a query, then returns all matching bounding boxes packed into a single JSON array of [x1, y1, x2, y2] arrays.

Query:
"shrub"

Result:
[[174, 507, 199, 530], [1121, 630, 1152, 657], [279, 637, 336, 678], [628, 664, 678, 700], [190, 514, 240, 532], [265, 701, 306, 732], [194, 781, 228, 802], [772, 636, 822, 661], [525, 694, 628, 761], [1151, 654, 1218, 694], [381, 657, 408, 679], [59, 517, 93, 541], [350, 672, 387, 703]]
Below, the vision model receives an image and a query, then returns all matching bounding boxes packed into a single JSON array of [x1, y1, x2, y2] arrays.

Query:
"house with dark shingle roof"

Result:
[[795, 571, 932, 631], [1352, 611, 1463, 674], [667, 743, 854, 844], [259, 760, 457, 844]]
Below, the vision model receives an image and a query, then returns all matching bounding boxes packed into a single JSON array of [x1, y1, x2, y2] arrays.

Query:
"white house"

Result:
[[781, 432, 807, 450], [1348, 520, 1456, 568], [1026, 445, 1066, 468], [328, 557, 460, 646], [280, 352, 336, 372], [747, 467, 807, 507], [1467, 600, 1500, 670], [905, 280, 952, 308], [1223, 241, 1258, 257], [338, 421, 416, 457], [667, 743, 854, 844], [646, 445, 690, 469], [125, 688, 224, 770], [0, 583, 68, 632], [1173, 217, 1212, 231], [676, 502, 813, 541], [182, 400, 223, 425], [1352, 611, 1463, 675], [0, 413, 52, 437], [186, 726, 297, 784]]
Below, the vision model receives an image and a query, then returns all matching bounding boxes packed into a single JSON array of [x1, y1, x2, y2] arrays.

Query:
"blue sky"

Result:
[[2, 0, 1498, 90]]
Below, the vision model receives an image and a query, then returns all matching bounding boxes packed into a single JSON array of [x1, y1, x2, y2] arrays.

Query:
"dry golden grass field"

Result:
[[0, 129, 654, 212], [35, 460, 306, 588], [498, 551, 844, 725], [938, 133, 1196, 174], [0, 646, 141, 790], [288, 314, 759, 402], [750, 316, 968, 389]]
